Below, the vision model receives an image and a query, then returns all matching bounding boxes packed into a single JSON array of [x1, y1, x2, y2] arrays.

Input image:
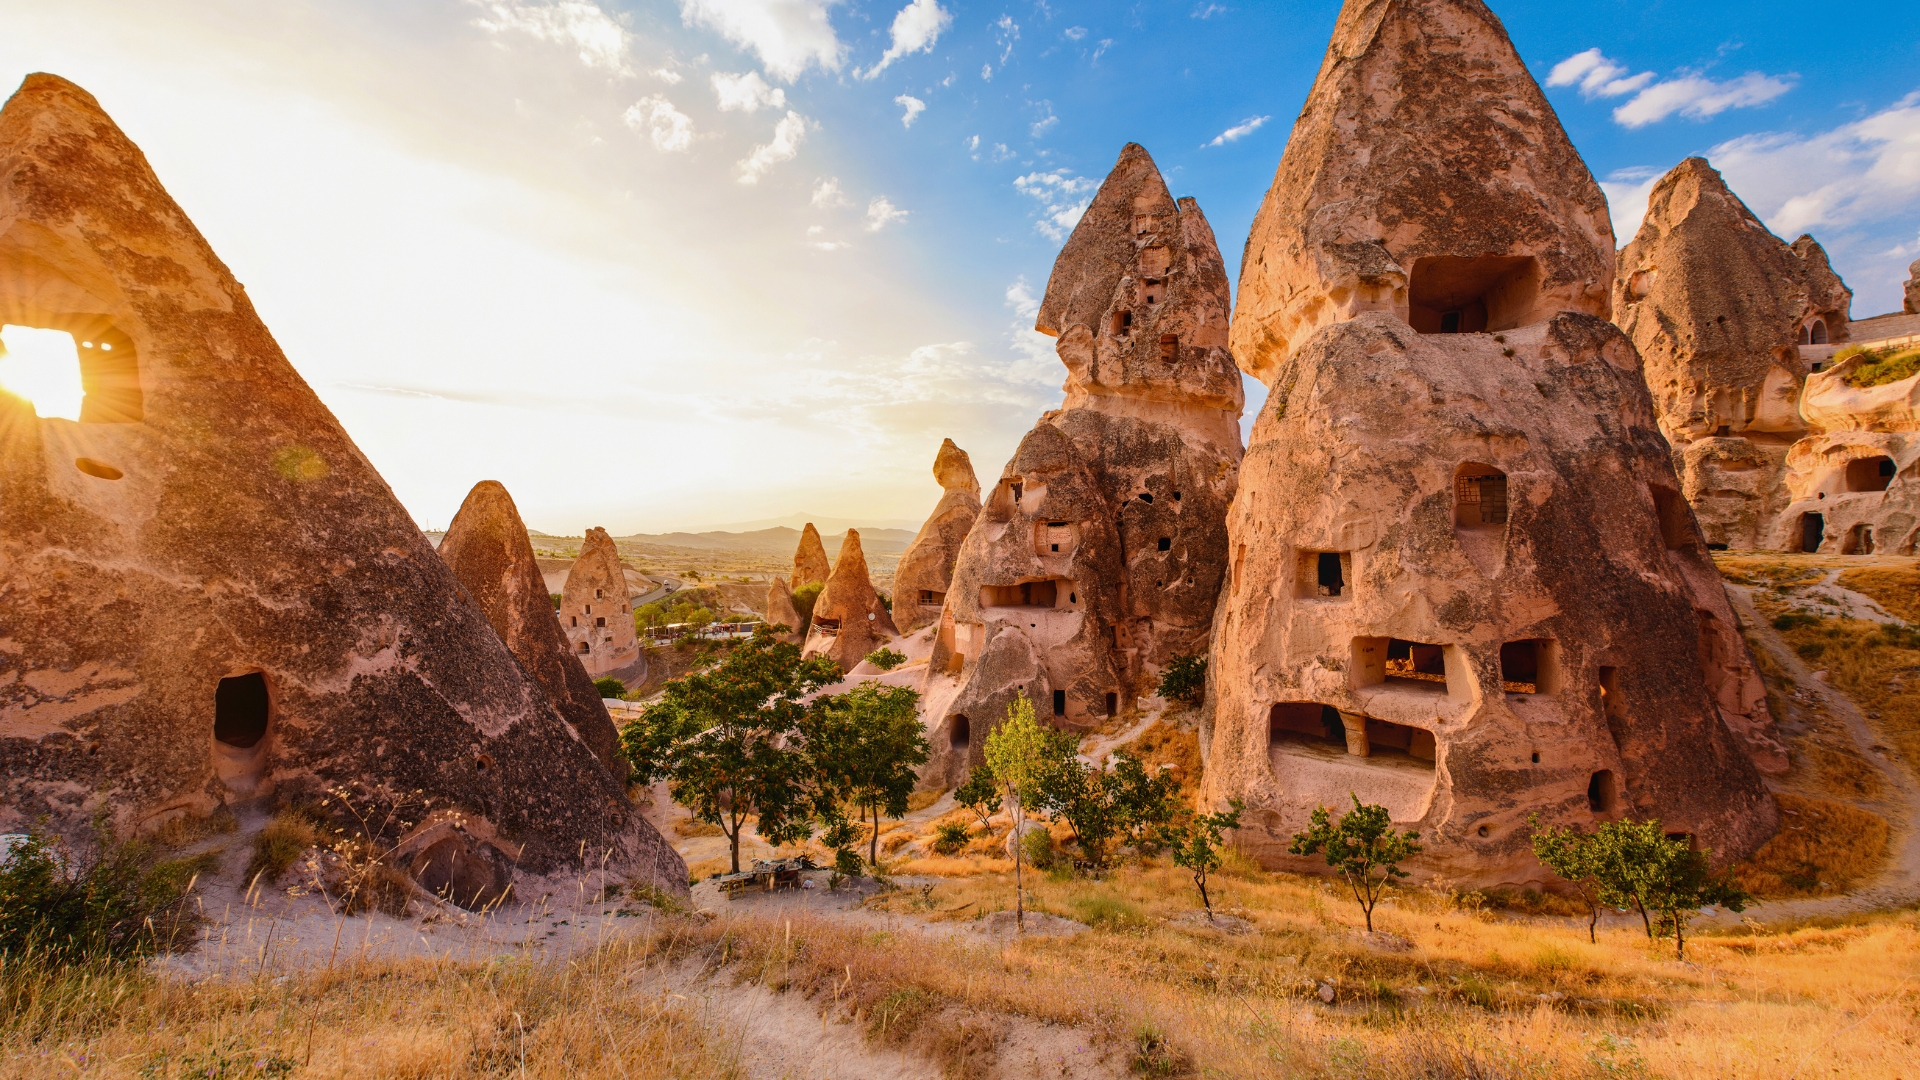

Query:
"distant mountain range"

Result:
[[612, 525, 916, 554]]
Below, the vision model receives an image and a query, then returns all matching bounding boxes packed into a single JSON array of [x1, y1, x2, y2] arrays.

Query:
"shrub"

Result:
[[1771, 612, 1819, 631], [790, 581, 824, 623], [0, 829, 203, 966], [1839, 346, 1920, 389], [1157, 654, 1206, 705], [246, 807, 319, 886], [931, 820, 972, 855], [594, 677, 627, 699], [1021, 826, 1055, 870], [864, 647, 907, 671]]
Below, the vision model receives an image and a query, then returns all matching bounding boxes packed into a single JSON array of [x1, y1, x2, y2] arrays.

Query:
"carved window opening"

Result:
[[595, 617, 606, 627], [1157, 536, 1171, 551], [1112, 311, 1132, 335], [1588, 770, 1617, 814], [577, 641, 590, 653], [1844, 524, 1875, 555], [1036, 521, 1075, 556], [950, 715, 970, 749], [1052, 689, 1067, 717], [1407, 255, 1541, 334], [1500, 639, 1559, 694], [1137, 492, 1154, 504], [0, 320, 142, 423], [919, 589, 943, 605], [1846, 456, 1895, 493], [1158, 334, 1177, 362], [585, 604, 592, 615], [1809, 319, 1829, 345], [1799, 512, 1825, 552], [1649, 485, 1694, 550], [980, 578, 1071, 609], [214, 673, 270, 749], [595, 589, 603, 599], [1105, 692, 1118, 716], [812, 617, 842, 636], [1453, 465, 1508, 528], [1353, 637, 1449, 693], [1268, 703, 1434, 765], [570, 616, 578, 627], [1297, 550, 1350, 599]]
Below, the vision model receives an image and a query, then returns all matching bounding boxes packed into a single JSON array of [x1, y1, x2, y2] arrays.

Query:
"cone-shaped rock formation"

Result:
[[559, 528, 641, 682], [894, 439, 981, 634], [437, 481, 626, 777], [766, 575, 805, 641], [1209, 3, 1779, 887], [802, 530, 898, 671], [1906, 260, 1919, 315], [791, 523, 833, 591], [0, 75, 683, 897]]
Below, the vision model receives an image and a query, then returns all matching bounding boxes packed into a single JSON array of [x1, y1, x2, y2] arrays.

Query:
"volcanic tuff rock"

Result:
[[1209, 1, 1779, 888], [1905, 259, 1919, 315], [438, 481, 626, 777], [921, 144, 1242, 781], [559, 528, 641, 682], [0, 74, 684, 897], [791, 522, 833, 591], [893, 439, 981, 634], [765, 576, 805, 641], [802, 530, 898, 671], [1229, 0, 1614, 385], [1769, 354, 1920, 554], [1613, 157, 1853, 549]]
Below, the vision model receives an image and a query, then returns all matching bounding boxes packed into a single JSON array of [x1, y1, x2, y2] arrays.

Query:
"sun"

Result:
[[0, 324, 86, 421]]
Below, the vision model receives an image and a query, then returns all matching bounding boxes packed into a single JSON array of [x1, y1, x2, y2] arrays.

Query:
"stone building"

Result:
[[1205, 0, 1779, 887], [558, 528, 641, 682], [920, 144, 1243, 783], [0, 75, 683, 899], [437, 481, 626, 776], [802, 530, 899, 671], [893, 439, 981, 634]]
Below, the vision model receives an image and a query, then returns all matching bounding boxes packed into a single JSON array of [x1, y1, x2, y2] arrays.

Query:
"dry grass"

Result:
[[1838, 564, 1920, 622], [1766, 611, 1920, 782], [1117, 721, 1203, 804], [1713, 554, 1830, 588], [906, 788, 947, 813], [1733, 793, 1891, 897], [674, 817, 725, 838]]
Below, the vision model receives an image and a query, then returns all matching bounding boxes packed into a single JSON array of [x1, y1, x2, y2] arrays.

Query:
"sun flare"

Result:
[[0, 323, 85, 421]]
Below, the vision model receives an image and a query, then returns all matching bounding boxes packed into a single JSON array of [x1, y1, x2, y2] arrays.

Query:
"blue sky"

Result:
[[1, 1, 1915, 533]]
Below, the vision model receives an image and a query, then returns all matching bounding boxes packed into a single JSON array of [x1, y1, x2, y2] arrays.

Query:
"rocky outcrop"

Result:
[[438, 481, 626, 776], [765, 575, 805, 640], [1208, 1, 1779, 888], [1230, 0, 1614, 385], [1768, 355, 1920, 554], [559, 528, 641, 682], [791, 523, 833, 591], [0, 74, 684, 899], [1792, 235, 1854, 342], [893, 439, 981, 634], [802, 530, 898, 671], [1904, 259, 1919, 316]]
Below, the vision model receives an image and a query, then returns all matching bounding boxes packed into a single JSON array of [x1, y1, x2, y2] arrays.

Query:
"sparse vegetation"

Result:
[[1158, 799, 1242, 919], [1156, 653, 1206, 705], [0, 827, 206, 967], [1836, 344, 1920, 388], [245, 806, 320, 886], [1289, 794, 1422, 932], [931, 820, 972, 855], [983, 692, 1049, 930], [593, 676, 626, 698]]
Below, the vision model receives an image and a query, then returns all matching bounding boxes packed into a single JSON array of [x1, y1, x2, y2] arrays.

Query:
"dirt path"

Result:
[[1722, 582, 1920, 919]]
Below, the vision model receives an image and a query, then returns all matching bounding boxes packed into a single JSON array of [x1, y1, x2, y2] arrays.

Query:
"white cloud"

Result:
[[1063, 26, 1086, 41], [993, 14, 1018, 64], [861, 0, 952, 80], [1030, 101, 1058, 139], [1711, 92, 1920, 238], [679, 0, 844, 81], [651, 66, 684, 83], [991, 142, 1013, 161], [467, 0, 633, 73], [738, 110, 809, 183], [1003, 278, 1057, 375], [806, 224, 825, 235], [811, 240, 851, 251], [1205, 114, 1269, 147], [622, 95, 694, 152], [1598, 167, 1664, 245], [711, 70, 787, 112], [1006, 278, 1039, 319], [1014, 169, 1096, 240], [980, 62, 993, 81], [1545, 48, 1654, 99], [865, 196, 908, 232], [966, 134, 980, 157], [810, 176, 850, 207], [1191, 3, 1228, 17], [1612, 71, 1795, 128], [895, 93, 926, 128]]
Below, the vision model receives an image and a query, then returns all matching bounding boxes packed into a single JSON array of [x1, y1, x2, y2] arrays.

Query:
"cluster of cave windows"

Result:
[[1349, 636, 1561, 697], [1267, 703, 1435, 768]]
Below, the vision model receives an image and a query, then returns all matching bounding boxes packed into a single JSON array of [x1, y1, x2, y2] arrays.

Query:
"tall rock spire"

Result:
[[791, 523, 833, 591], [559, 528, 641, 681], [894, 439, 981, 634], [803, 529, 899, 671]]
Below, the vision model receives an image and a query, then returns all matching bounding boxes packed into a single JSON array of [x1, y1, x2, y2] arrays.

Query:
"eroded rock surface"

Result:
[[559, 528, 641, 682], [792, 523, 833, 592], [1904, 259, 1919, 315], [765, 575, 805, 641], [894, 439, 981, 634], [0, 75, 683, 898], [1771, 356, 1920, 554], [802, 530, 898, 672]]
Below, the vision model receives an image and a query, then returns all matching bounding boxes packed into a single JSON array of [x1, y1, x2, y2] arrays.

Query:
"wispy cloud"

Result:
[[1205, 114, 1269, 147], [679, 0, 844, 81], [711, 70, 787, 112], [738, 110, 809, 183], [860, 0, 952, 80], [895, 93, 926, 128], [466, 0, 633, 74], [623, 95, 695, 151], [1190, 3, 1228, 18], [1547, 47, 1794, 128], [1030, 101, 1058, 139], [1545, 48, 1654, 99], [650, 66, 684, 84], [992, 14, 1018, 64], [1014, 169, 1096, 240], [810, 176, 850, 208], [865, 196, 909, 231], [1063, 26, 1086, 41]]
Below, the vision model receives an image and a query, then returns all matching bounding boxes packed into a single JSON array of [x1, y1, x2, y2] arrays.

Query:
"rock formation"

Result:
[[791, 523, 832, 591], [0, 74, 684, 900], [802, 530, 898, 671], [765, 575, 805, 640], [1768, 357, 1920, 554], [920, 143, 1243, 783], [893, 439, 981, 634], [1613, 157, 1853, 548], [1905, 259, 1919, 316], [559, 528, 641, 682], [437, 481, 626, 777], [1206, 0, 1779, 888]]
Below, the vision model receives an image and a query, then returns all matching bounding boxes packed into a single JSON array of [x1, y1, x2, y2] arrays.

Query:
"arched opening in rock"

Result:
[[1845, 456, 1895, 493], [1798, 512, 1825, 552], [1588, 770, 1617, 814], [577, 641, 590, 653], [214, 673, 270, 749], [1809, 319, 1828, 345], [1406, 255, 1540, 334], [1453, 464, 1508, 529], [1649, 485, 1695, 550], [0, 321, 142, 423], [1843, 524, 1875, 555], [412, 836, 511, 911], [950, 715, 970, 749], [1500, 639, 1560, 694]]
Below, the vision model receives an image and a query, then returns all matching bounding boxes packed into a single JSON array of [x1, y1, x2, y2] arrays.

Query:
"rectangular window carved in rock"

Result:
[[1297, 551, 1351, 599], [1351, 637, 1449, 693], [1454, 466, 1508, 527], [1407, 255, 1541, 334], [1499, 639, 1559, 694], [1159, 334, 1177, 362]]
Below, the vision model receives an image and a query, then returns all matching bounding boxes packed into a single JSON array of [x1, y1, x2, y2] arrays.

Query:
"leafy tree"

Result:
[[1639, 834, 1750, 959], [955, 764, 1002, 830], [593, 677, 626, 699], [0, 828, 203, 964], [931, 820, 972, 855], [1158, 800, 1243, 921], [805, 681, 930, 866], [983, 692, 1051, 931], [619, 626, 841, 873], [1109, 754, 1182, 851], [1032, 747, 1178, 868], [1529, 816, 1608, 943], [1157, 654, 1207, 706], [864, 647, 907, 671], [1288, 794, 1423, 932], [790, 581, 824, 631]]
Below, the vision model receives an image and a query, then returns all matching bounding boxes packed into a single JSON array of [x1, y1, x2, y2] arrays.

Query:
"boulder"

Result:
[[802, 530, 898, 672], [559, 528, 641, 682], [438, 481, 626, 776], [791, 522, 833, 591], [893, 439, 981, 634], [0, 74, 684, 897]]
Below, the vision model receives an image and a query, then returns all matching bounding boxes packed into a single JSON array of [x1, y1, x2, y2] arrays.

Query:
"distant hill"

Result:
[[613, 525, 915, 555], [682, 513, 923, 534]]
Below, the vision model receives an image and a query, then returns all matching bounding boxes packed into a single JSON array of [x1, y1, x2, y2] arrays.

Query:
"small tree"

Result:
[[805, 682, 930, 866], [593, 677, 627, 699], [983, 693, 1050, 931], [1108, 753, 1181, 852], [955, 764, 1002, 830], [1157, 654, 1207, 705], [1530, 816, 1607, 943], [1638, 835, 1750, 960], [1288, 794, 1422, 932], [1158, 800, 1243, 920], [864, 647, 907, 671], [1032, 747, 1178, 868]]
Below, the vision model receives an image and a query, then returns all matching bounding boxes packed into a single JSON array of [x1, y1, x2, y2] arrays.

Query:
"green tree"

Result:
[[593, 677, 626, 699], [790, 581, 824, 633], [1288, 794, 1422, 932], [1157, 654, 1206, 705], [805, 681, 930, 866], [864, 647, 907, 671], [983, 693, 1050, 931], [1638, 834, 1751, 959], [1108, 754, 1181, 851], [1529, 816, 1608, 943], [955, 764, 1002, 830], [1158, 800, 1243, 921], [619, 626, 841, 873], [1031, 747, 1177, 868]]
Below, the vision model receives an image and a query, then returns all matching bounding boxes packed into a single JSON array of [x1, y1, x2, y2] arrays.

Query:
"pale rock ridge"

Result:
[[559, 528, 640, 681], [1771, 353, 1920, 555], [438, 481, 626, 777], [1207, 4, 1779, 888], [792, 523, 833, 591], [0, 74, 684, 898], [894, 439, 982, 634], [802, 530, 899, 671]]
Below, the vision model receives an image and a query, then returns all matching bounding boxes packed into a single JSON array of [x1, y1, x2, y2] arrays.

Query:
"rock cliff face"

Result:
[[1906, 260, 1919, 315], [920, 144, 1242, 783], [438, 481, 626, 777], [1770, 356, 1920, 555], [559, 528, 640, 682], [802, 530, 899, 671], [1230, 0, 1614, 386], [791, 523, 833, 591], [1208, 1, 1779, 887], [893, 440, 981, 634], [0, 75, 684, 897], [1612, 158, 1852, 549]]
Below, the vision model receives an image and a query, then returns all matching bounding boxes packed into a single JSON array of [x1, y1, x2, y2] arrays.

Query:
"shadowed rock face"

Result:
[[437, 481, 626, 778], [1612, 158, 1853, 549], [791, 523, 832, 591], [559, 528, 640, 681], [0, 75, 683, 895], [765, 576, 804, 641], [1231, 0, 1614, 385], [1209, 3, 1778, 887], [894, 439, 981, 634], [1906, 260, 1919, 315], [802, 530, 898, 671]]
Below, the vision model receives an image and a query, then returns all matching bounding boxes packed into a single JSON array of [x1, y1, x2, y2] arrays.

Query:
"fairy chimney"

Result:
[[920, 144, 1243, 781], [893, 439, 982, 634], [802, 530, 899, 671], [791, 523, 833, 592], [1905, 259, 1919, 315], [765, 575, 805, 641], [559, 528, 640, 682], [1207, 1, 1780, 889], [0, 75, 683, 899], [437, 481, 627, 777]]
